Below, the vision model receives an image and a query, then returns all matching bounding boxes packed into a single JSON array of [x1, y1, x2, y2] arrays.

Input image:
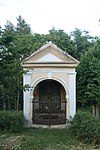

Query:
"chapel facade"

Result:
[[21, 42, 79, 127]]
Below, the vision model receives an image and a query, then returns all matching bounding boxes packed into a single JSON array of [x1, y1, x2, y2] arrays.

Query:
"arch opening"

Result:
[[32, 79, 67, 125]]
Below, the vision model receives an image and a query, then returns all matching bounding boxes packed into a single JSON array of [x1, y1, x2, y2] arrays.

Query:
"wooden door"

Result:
[[33, 80, 66, 125], [39, 80, 60, 112]]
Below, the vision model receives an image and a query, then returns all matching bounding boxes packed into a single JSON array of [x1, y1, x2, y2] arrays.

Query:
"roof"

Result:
[[21, 41, 79, 68]]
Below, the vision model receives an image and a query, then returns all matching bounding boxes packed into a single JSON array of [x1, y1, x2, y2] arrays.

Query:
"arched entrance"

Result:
[[32, 79, 66, 125]]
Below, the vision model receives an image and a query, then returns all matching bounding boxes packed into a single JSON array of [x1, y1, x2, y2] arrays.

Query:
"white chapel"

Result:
[[21, 42, 79, 127]]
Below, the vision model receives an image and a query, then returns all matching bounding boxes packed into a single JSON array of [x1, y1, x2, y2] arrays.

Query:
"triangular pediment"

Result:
[[21, 42, 79, 68]]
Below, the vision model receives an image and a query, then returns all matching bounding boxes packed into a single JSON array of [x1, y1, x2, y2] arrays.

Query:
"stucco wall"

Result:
[[23, 67, 76, 127]]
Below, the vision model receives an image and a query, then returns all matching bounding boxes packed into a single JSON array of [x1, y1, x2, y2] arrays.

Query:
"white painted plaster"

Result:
[[36, 53, 62, 62], [23, 73, 31, 124], [65, 94, 69, 121], [23, 70, 77, 127], [48, 72, 52, 79], [68, 73, 76, 119], [29, 69, 75, 74]]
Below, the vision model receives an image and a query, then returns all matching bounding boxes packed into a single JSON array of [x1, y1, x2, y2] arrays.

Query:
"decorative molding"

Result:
[[26, 69, 75, 74]]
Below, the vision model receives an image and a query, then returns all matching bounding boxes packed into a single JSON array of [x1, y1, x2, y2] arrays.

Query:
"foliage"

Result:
[[47, 27, 77, 58], [0, 17, 34, 110], [16, 15, 31, 34], [77, 40, 100, 108], [0, 18, 78, 110], [28, 27, 77, 58], [71, 28, 94, 59], [0, 15, 98, 111], [70, 111, 100, 144], [0, 111, 24, 132]]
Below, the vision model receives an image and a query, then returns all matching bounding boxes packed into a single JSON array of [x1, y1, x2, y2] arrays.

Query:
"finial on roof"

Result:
[[49, 41, 52, 45]]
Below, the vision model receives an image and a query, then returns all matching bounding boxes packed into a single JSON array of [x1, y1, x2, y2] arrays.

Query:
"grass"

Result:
[[0, 128, 100, 150]]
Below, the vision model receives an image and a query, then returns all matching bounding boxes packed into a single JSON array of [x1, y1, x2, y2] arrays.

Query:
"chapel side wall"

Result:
[[68, 72, 76, 119], [23, 72, 32, 126]]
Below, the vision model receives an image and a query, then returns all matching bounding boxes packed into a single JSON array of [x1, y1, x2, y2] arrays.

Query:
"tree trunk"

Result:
[[8, 101, 11, 110], [16, 76, 20, 111], [3, 102, 6, 110], [16, 91, 19, 111], [92, 104, 96, 117], [92, 104, 100, 118], [96, 105, 100, 118]]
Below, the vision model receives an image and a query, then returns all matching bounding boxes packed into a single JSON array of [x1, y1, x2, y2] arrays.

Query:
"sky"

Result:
[[0, 0, 100, 36]]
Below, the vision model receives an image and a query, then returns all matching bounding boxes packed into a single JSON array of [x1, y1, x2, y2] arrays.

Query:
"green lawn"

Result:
[[0, 128, 99, 150]]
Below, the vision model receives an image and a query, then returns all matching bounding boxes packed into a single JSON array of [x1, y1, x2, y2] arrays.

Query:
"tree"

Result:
[[46, 28, 77, 58], [71, 28, 94, 59], [16, 16, 31, 34], [0, 21, 16, 109], [24, 27, 77, 58], [0, 17, 34, 110], [1, 16, 98, 113], [77, 39, 100, 117]]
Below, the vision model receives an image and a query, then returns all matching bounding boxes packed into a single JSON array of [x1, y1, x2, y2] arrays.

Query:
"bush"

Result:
[[0, 111, 24, 132], [70, 111, 100, 144]]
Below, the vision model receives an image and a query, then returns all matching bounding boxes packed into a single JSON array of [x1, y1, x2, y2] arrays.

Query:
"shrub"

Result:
[[0, 111, 24, 132], [70, 111, 100, 144]]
